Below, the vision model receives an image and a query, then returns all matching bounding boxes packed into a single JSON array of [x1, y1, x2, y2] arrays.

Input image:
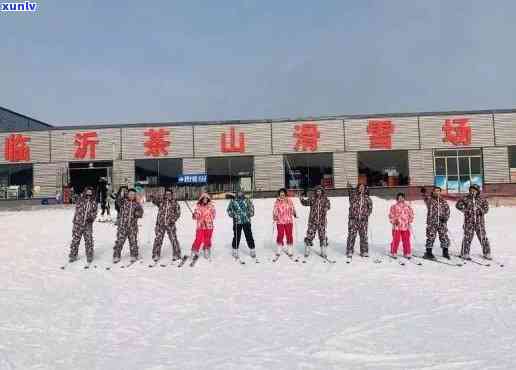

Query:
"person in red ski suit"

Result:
[[389, 192, 414, 258], [191, 193, 216, 261], [272, 188, 297, 257], [68, 186, 98, 263]]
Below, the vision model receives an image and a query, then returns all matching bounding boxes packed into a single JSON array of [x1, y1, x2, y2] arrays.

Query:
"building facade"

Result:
[[1, 108, 516, 199]]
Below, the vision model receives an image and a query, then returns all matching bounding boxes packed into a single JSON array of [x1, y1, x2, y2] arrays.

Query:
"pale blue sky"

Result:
[[1, 0, 515, 125]]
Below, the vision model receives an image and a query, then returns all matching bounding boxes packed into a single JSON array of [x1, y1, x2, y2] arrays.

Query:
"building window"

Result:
[[509, 146, 516, 182], [0, 164, 33, 199], [206, 156, 254, 192], [284, 153, 333, 190], [433, 149, 483, 193], [357, 151, 409, 187], [135, 158, 182, 186]]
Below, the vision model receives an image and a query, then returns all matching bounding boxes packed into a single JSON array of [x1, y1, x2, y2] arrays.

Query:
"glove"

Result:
[[439, 217, 446, 224], [86, 217, 95, 223]]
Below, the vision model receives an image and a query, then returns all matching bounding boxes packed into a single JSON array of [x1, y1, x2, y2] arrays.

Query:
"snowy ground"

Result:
[[1, 196, 515, 370]]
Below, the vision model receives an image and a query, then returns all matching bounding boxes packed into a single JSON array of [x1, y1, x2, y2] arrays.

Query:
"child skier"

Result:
[[300, 185, 331, 258], [227, 190, 256, 259], [272, 188, 297, 257], [421, 186, 451, 259], [388, 192, 414, 258], [68, 186, 98, 263], [150, 188, 182, 262], [112, 188, 144, 263], [346, 183, 373, 258], [191, 193, 216, 264], [456, 184, 491, 260]]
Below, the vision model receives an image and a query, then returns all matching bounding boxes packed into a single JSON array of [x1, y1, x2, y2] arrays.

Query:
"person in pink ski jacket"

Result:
[[272, 188, 297, 256], [191, 193, 216, 260], [389, 192, 415, 258]]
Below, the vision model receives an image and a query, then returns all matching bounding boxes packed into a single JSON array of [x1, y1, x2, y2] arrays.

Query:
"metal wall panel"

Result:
[[113, 160, 135, 190], [194, 123, 271, 157], [493, 113, 516, 146], [33, 162, 68, 197], [420, 114, 494, 149], [51, 128, 121, 162], [344, 116, 419, 151], [272, 120, 344, 154], [333, 152, 358, 187], [483, 147, 509, 183], [408, 149, 434, 186], [0, 131, 50, 164], [254, 155, 285, 191], [183, 158, 205, 174], [122, 126, 193, 159]]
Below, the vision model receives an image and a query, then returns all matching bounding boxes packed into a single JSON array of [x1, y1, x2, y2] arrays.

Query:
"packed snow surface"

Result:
[[1, 197, 515, 370]]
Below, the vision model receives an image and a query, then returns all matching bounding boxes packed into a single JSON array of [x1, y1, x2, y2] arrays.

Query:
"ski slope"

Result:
[[0, 197, 515, 370]]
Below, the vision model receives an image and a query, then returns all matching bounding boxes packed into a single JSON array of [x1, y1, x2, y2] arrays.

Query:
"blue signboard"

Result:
[[178, 174, 208, 184]]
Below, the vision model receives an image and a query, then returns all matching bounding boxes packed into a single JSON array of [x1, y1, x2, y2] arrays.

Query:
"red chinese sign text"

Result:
[[74, 132, 99, 159], [4, 134, 31, 162], [221, 127, 246, 153], [144, 128, 170, 157], [442, 118, 472, 146], [293, 123, 320, 152], [367, 120, 394, 149]]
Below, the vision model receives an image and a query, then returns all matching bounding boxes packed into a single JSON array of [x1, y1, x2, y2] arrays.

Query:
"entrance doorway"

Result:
[[69, 161, 113, 195]]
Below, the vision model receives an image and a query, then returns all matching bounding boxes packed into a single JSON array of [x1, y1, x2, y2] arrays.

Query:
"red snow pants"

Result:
[[390, 230, 411, 256], [192, 229, 213, 253], [276, 223, 294, 245]]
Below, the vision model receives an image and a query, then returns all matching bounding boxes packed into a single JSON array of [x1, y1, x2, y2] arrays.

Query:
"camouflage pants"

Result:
[[152, 225, 181, 259], [346, 218, 368, 254], [305, 222, 327, 246], [461, 223, 490, 256], [425, 223, 450, 249], [113, 225, 139, 258], [69, 223, 94, 260]]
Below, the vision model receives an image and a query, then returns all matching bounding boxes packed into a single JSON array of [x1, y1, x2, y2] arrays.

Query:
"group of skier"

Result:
[[67, 181, 493, 267]]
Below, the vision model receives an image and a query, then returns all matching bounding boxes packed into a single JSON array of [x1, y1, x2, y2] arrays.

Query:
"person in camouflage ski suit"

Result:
[[456, 184, 491, 260], [112, 188, 144, 263], [69, 186, 98, 263], [421, 186, 451, 259], [227, 191, 256, 258], [150, 188, 181, 262], [346, 183, 373, 257], [300, 185, 331, 257]]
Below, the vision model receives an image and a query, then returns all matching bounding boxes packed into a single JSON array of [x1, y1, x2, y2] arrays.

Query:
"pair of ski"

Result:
[[233, 255, 260, 265], [147, 256, 187, 268], [385, 254, 423, 266], [60, 259, 98, 270], [272, 250, 336, 264], [452, 254, 504, 268]]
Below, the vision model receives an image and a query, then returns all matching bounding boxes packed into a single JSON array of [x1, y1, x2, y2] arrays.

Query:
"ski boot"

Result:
[[86, 255, 93, 264], [460, 253, 471, 261], [483, 253, 492, 260], [423, 248, 436, 260], [203, 248, 211, 260], [442, 248, 450, 260], [130, 256, 138, 263], [152, 255, 160, 263], [320, 245, 327, 259], [232, 248, 239, 259], [360, 251, 369, 258], [250, 249, 256, 259], [286, 245, 294, 257], [304, 244, 311, 258], [113, 256, 121, 264], [68, 255, 78, 263]]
